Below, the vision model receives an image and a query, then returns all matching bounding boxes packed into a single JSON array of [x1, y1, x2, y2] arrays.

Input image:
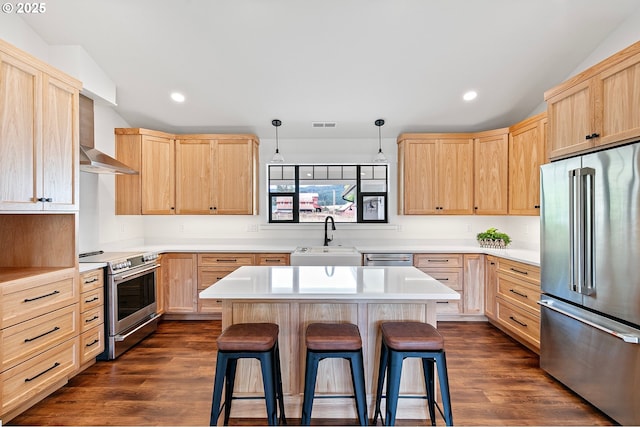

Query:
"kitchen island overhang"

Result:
[[200, 265, 459, 421]]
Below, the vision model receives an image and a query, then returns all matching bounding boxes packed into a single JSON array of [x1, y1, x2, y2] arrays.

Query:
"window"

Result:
[[268, 164, 388, 223]]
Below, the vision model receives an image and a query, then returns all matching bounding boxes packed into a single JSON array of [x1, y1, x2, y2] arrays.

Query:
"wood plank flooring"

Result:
[[8, 320, 614, 426]]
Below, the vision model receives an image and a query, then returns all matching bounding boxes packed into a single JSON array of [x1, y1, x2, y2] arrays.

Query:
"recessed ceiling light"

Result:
[[463, 90, 478, 101], [170, 92, 185, 103]]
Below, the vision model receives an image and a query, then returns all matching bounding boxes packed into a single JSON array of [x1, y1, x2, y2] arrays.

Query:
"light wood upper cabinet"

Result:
[[508, 113, 546, 215], [116, 129, 259, 215], [141, 135, 175, 214], [0, 40, 80, 212], [474, 129, 509, 215], [398, 135, 473, 215], [545, 41, 640, 159]]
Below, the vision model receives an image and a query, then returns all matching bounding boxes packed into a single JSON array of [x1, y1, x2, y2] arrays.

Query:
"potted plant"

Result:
[[476, 227, 511, 249]]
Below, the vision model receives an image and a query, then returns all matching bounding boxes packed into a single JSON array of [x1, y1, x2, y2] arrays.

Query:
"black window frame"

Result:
[[268, 164, 388, 224]]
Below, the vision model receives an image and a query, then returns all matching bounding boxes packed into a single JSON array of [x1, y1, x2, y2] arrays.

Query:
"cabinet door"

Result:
[[438, 138, 474, 214], [401, 139, 438, 214], [0, 52, 42, 211], [213, 139, 255, 214], [509, 118, 545, 215], [141, 135, 175, 214], [596, 52, 640, 147], [546, 79, 595, 159], [463, 254, 485, 314], [175, 138, 213, 214], [474, 133, 508, 215], [42, 75, 79, 211], [484, 256, 498, 320], [162, 253, 197, 313]]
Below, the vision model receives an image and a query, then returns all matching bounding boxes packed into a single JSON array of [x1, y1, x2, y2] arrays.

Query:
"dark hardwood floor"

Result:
[[8, 320, 614, 426]]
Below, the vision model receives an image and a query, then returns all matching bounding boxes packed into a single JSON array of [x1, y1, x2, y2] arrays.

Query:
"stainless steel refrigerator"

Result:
[[540, 142, 640, 425]]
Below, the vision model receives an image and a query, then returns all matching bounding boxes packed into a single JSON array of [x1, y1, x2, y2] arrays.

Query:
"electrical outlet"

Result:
[[247, 224, 259, 232]]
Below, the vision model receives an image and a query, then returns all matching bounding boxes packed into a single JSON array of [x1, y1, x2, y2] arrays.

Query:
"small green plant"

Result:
[[476, 227, 511, 248]]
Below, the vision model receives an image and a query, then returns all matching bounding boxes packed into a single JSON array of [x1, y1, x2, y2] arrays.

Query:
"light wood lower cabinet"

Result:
[[78, 269, 105, 367], [488, 258, 541, 353], [484, 256, 499, 320], [0, 267, 80, 421], [414, 253, 485, 318], [162, 253, 290, 318]]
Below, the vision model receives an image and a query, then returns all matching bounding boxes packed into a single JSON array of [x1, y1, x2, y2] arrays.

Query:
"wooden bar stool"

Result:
[[301, 322, 368, 426], [372, 321, 453, 426], [210, 323, 286, 426]]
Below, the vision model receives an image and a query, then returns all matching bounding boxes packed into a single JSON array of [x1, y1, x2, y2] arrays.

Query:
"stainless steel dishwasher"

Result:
[[363, 253, 413, 266]]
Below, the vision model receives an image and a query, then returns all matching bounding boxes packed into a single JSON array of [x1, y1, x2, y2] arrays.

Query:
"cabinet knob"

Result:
[[534, 205, 540, 209], [591, 133, 600, 138]]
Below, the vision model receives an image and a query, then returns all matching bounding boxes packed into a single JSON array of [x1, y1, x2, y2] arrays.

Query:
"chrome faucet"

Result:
[[324, 215, 336, 246]]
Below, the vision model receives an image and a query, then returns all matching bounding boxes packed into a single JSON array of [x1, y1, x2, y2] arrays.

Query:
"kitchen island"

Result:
[[199, 265, 459, 421]]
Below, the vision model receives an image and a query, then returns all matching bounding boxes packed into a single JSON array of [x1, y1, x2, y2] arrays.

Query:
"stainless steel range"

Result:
[[79, 251, 161, 359]]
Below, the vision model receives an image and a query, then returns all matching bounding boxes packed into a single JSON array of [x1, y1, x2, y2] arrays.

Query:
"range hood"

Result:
[[79, 145, 138, 175], [79, 94, 138, 175]]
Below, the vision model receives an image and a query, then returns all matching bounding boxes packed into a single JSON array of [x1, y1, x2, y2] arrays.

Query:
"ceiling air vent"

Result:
[[312, 121, 337, 128]]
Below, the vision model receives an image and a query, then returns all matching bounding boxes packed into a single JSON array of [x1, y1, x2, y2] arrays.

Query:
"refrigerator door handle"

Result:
[[582, 167, 596, 295], [569, 167, 596, 296], [539, 300, 639, 344], [568, 168, 580, 293]]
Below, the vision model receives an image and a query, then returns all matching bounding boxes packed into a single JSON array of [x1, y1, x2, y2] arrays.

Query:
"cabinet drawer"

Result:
[[498, 259, 540, 284], [198, 298, 221, 314], [80, 306, 104, 333], [418, 268, 462, 291], [1, 337, 78, 415], [79, 269, 104, 293], [497, 274, 541, 314], [80, 288, 103, 313], [1, 269, 78, 329], [255, 253, 290, 266], [198, 253, 255, 266], [197, 267, 237, 291], [436, 293, 464, 315], [414, 254, 463, 268], [0, 304, 78, 372], [496, 299, 540, 348], [79, 325, 104, 364]]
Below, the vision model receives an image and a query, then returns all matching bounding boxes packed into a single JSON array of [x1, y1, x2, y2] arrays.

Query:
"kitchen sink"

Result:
[[290, 246, 362, 266]]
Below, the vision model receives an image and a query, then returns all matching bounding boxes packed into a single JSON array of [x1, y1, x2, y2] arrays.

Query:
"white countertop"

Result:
[[199, 265, 461, 300], [116, 240, 540, 266], [79, 262, 107, 273]]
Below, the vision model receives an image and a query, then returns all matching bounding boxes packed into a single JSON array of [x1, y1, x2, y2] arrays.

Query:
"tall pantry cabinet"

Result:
[[0, 39, 83, 422]]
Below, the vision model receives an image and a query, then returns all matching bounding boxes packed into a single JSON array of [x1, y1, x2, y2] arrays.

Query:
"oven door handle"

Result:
[[114, 314, 160, 342], [114, 264, 161, 282]]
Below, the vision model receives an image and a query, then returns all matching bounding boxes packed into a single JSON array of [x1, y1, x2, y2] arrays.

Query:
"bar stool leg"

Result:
[[223, 358, 238, 425], [435, 353, 453, 426], [372, 341, 389, 425], [274, 344, 287, 425], [349, 351, 369, 426], [259, 351, 278, 426], [301, 351, 320, 425], [210, 353, 229, 425], [421, 358, 436, 426], [384, 351, 404, 427]]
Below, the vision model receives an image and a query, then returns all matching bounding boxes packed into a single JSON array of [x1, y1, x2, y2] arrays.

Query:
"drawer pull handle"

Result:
[[85, 315, 100, 323], [509, 289, 529, 299], [86, 339, 100, 348], [24, 290, 60, 303], [509, 316, 528, 327], [25, 362, 60, 382], [83, 277, 99, 284], [24, 326, 60, 343], [84, 296, 100, 303], [216, 259, 237, 262], [509, 267, 528, 275], [263, 259, 281, 263], [436, 301, 449, 304], [434, 278, 449, 281], [427, 259, 449, 263]]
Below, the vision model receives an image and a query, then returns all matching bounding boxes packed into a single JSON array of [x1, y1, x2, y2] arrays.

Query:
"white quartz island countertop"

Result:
[[199, 265, 461, 301]]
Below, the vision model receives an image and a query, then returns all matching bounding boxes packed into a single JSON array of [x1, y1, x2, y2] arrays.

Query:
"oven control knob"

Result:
[[127, 260, 132, 267]]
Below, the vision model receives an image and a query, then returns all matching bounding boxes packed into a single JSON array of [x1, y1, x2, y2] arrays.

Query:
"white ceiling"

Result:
[[21, 0, 640, 139]]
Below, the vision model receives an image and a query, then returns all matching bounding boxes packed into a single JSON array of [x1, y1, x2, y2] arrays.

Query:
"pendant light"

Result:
[[271, 119, 284, 163], [373, 119, 388, 162]]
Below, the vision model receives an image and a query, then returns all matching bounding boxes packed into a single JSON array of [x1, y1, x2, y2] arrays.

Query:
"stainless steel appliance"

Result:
[[540, 142, 640, 425], [79, 251, 161, 359], [363, 253, 413, 266]]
